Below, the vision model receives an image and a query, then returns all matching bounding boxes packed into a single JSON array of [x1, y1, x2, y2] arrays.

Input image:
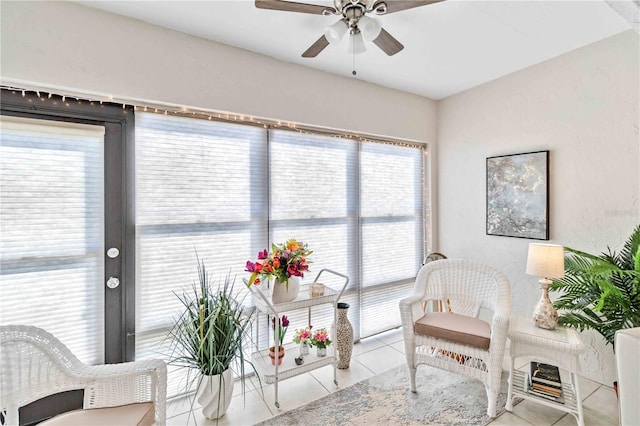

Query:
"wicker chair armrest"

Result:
[[399, 295, 424, 329], [82, 359, 167, 425], [489, 314, 510, 351]]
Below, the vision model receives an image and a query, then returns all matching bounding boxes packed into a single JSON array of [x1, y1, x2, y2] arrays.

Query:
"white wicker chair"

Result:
[[0, 325, 167, 425], [399, 259, 511, 417]]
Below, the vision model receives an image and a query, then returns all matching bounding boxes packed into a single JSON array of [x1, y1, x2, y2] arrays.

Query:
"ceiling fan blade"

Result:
[[302, 34, 330, 57], [255, 0, 335, 15], [372, 0, 444, 15], [372, 28, 404, 56]]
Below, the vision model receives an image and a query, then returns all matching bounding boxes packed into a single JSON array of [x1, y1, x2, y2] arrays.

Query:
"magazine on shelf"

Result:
[[528, 388, 565, 404], [530, 361, 562, 387], [531, 382, 562, 396], [525, 373, 565, 404]]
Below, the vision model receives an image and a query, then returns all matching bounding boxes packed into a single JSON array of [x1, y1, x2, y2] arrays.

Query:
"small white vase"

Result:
[[271, 276, 300, 304], [196, 369, 234, 419], [299, 341, 310, 356], [316, 346, 327, 357]]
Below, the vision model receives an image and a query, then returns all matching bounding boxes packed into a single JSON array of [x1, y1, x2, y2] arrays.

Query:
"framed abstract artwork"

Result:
[[486, 150, 549, 240]]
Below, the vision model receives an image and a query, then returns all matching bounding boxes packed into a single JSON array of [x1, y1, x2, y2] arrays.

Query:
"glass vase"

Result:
[[299, 341, 310, 356], [316, 346, 326, 357]]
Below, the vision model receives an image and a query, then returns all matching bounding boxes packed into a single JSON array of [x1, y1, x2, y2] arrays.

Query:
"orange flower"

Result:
[[286, 239, 301, 251]]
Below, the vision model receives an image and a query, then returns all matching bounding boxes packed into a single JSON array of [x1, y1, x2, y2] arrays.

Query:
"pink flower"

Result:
[[257, 249, 268, 260], [310, 328, 332, 349], [293, 325, 313, 345]]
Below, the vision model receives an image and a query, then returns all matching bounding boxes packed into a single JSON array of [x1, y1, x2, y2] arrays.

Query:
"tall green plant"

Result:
[[167, 256, 257, 382], [551, 225, 640, 349]]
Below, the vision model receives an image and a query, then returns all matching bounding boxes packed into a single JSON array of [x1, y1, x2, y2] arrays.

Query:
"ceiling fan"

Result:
[[255, 0, 443, 58]]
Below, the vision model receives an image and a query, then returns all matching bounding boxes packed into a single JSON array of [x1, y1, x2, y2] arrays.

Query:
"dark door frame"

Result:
[[1, 89, 136, 363]]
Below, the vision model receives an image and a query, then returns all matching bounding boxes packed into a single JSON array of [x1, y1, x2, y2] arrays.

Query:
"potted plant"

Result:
[[551, 225, 640, 347], [269, 315, 289, 365], [167, 256, 258, 420]]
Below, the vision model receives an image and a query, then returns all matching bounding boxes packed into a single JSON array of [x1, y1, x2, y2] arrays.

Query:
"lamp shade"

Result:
[[526, 243, 565, 278], [325, 19, 348, 45], [347, 31, 366, 55], [358, 16, 382, 42]]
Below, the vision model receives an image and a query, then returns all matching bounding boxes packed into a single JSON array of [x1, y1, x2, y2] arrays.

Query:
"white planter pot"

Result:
[[271, 276, 300, 304], [196, 369, 234, 419]]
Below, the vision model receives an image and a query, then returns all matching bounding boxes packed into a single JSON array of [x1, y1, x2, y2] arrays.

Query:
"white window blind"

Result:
[[269, 129, 359, 337], [134, 112, 268, 396], [360, 142, 424, 336], [0, 116, 106, 365]]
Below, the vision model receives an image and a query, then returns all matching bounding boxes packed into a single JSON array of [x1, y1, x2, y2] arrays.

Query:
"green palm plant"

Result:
[[551, 225, 640, 349]]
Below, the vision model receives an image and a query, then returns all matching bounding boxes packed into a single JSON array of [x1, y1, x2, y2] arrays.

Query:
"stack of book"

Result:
[[526, 361, 564, 403]]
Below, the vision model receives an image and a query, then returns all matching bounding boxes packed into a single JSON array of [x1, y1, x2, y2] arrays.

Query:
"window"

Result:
[[134, 113, 268, 395], [359, 142, 424, 336], [134, 112, 426, 395]]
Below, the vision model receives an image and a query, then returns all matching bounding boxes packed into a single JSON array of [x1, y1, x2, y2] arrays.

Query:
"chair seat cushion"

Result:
[[39, 402, 154, 426], [414, 312, 491, 350]]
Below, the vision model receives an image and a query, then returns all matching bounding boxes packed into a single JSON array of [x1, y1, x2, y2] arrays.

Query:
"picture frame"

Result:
[[486, 150, 549, 240]]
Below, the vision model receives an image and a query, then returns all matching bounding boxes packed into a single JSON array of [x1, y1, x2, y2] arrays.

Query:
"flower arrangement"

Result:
[[271, 315, 289, 347], [310, 328, 332, 349], [245, 239, 312, 290], [292, 325, 313, 345]]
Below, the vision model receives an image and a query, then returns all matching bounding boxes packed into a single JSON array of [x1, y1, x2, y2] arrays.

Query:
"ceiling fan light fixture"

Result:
[[358, 15, 382, 41], [347, 31, 367, 55], [324, 19, 348, 45]]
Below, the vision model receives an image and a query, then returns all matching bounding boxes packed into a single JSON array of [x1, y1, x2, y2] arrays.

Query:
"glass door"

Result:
[[0, 115, 108, 364]]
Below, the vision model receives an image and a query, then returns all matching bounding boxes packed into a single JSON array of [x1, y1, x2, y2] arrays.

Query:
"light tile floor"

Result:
[[167, 328, 619, 425]]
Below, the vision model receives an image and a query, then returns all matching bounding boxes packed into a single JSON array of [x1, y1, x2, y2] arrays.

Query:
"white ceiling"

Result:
[[75, 0, 632, 99]]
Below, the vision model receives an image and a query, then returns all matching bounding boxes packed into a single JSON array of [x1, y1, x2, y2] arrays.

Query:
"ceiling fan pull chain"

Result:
[[352, 41, 357, 75]]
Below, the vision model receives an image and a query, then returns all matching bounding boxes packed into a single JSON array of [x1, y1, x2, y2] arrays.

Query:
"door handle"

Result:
[[106, 276, 120, 289]]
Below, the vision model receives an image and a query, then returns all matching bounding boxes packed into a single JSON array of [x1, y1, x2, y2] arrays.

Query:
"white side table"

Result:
[[506, 316, 586, 426]]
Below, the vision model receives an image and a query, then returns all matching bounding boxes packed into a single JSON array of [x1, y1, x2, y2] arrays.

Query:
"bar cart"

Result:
[[248, 269, 349, 408]]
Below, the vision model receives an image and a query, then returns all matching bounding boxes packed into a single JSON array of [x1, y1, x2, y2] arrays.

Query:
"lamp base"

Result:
[[533, 279, 558, 330]]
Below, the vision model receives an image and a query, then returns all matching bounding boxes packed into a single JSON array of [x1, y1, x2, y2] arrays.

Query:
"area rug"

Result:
[[255, 364, 518, 426]]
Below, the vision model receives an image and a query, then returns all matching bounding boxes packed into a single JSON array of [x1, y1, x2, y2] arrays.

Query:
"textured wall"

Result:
[[437, 30, 639, 385], [0, 1, 436, 143]]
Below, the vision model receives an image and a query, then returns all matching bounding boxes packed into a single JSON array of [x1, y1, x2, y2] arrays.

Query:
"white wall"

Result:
[[437, 30, 640, 385], [0, 1, 436, 143]]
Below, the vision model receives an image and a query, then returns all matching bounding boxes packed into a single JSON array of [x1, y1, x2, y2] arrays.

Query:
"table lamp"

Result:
[[526, 243, 565, 329]]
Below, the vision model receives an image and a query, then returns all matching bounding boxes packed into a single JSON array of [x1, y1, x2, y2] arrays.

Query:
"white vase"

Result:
[[316, 346, 327, 357], [271, 276, 300, 304], [196, 369, 234, 419]]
